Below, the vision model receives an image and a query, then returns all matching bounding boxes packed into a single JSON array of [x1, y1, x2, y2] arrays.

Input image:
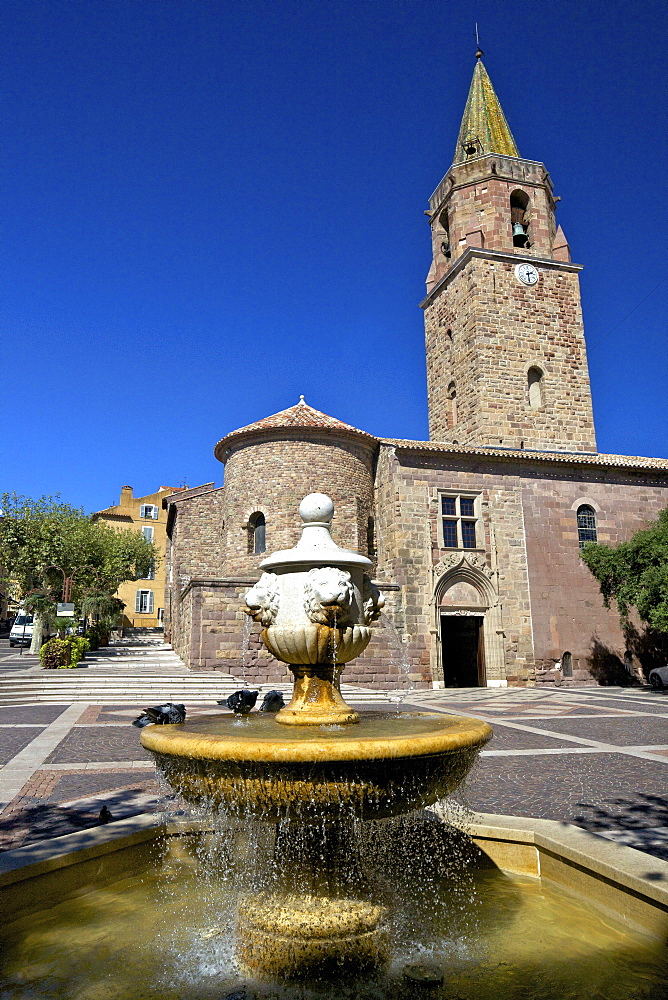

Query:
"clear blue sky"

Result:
[[3, 0, 666, 513]]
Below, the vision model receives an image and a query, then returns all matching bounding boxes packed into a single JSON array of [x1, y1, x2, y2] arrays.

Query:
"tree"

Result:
[[581, 508, 668, 635], [0, 493, 157, 652]]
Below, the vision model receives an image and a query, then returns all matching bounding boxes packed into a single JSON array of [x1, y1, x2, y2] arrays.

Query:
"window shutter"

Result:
[[135, 591, 141, 613], [140, 505, 146, 518], [148, 591, 154, 613], [152, 505, 159, 519]]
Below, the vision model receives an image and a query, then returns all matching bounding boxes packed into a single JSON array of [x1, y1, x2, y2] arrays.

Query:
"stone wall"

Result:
[[377, 443, 535, 687], [377, 443, 668, 686], [221, 433, 376, 578], [165, 486, 225, 662], [424, 254, 597, 453], [521, 468, 668, 673]]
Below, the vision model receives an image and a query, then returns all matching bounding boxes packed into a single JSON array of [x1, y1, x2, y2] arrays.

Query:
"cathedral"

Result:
[[163, 53, 668, 689]]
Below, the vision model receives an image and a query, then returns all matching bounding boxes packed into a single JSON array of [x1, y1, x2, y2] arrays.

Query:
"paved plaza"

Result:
[[0, 640, 667, 860]]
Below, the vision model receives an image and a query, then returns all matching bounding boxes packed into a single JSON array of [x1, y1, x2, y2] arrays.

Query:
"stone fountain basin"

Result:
[[140, 711, 492, 819]]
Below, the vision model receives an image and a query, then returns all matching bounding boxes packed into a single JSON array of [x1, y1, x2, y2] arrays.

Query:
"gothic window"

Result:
[[510, 190, 531, 248], [561, 651, 573, 677], [527, 366, 544, 408], [577, 505, 597, 548], [248, 512, 266, 555], [440, 494, 480, 549]]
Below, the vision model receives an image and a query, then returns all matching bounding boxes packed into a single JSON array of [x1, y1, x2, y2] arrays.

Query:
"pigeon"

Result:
[[218, 690, 259, 714], [259, 689, 285, 713], [132, 703, 186, 728], [98, 805, 114, 824]]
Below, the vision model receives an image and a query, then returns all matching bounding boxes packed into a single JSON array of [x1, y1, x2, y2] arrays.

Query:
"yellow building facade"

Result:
[[93, 485, 186, 629]]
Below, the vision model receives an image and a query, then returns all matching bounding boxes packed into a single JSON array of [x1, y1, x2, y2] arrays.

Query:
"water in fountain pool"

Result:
[[2, 804, 666, 1000]]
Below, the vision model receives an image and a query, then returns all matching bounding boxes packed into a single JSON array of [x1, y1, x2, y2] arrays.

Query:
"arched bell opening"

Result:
[[510, 190, 531, 248]]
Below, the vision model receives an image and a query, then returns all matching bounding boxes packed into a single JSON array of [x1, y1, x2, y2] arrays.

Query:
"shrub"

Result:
[[61, 635, 90, 667], [40, 637, 70, 669]]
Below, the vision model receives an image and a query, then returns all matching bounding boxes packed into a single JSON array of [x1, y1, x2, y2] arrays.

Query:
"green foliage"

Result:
[[40, 637, 70, 669], [65, 635, 90, 667], [581, 508, 668, 634], [40, 634, 90, 668], [52, 617, 77, 635], [23, 593, 56, 624], [81, 594, 125, 622], [0, 493, 157, 604]]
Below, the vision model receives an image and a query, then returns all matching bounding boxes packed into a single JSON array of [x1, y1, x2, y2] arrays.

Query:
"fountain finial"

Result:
[[299, 492, 334, 524]]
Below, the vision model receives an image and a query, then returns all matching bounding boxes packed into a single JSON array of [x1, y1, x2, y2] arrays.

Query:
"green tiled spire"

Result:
[[454, 52, 519, 164]]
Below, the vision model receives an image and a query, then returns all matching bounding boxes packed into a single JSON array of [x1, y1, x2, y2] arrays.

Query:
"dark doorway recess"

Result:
[[441, 615, 485, 687]]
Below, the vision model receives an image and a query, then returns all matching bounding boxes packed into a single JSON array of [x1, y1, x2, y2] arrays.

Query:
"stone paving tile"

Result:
[[45, 769, 160, 804], [0, 727, 46, 764], [44, 726, 152, 764], [0, 768, 161, 851], [519, 716, 668, 745], [485, 726, 578, 750], [0, 705, 69, 724], [566, 693, 668, 714], [76, 705, 102, 724], [462, 754, 668, 861]]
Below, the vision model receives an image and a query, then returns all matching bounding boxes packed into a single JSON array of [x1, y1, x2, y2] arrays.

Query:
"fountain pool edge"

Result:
[[1, 810, 667, 941]]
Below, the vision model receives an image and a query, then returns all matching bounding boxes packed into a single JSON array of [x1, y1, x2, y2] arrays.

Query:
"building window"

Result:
[[248, 512, 266, 555], [142, 526, 154, 542], [440, 494, 480, 549], [527, 366, 544, 408], [135, 590, 154, 614], [577, 505, 597, 548], [140, 504, 158, 519], [142, 563, 155, 580]]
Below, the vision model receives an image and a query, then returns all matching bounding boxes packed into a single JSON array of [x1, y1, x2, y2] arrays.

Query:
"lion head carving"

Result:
[[303, 567, 354, 626], [244, 572, 280, 626]]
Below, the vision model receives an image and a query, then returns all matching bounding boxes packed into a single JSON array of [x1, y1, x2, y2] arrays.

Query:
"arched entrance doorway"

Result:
[[433, 554, 504, 688], [440, 579, 486, 687]]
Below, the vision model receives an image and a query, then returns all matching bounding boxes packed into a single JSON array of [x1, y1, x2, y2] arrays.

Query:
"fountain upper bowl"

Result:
[[141, 710, 492, 820]]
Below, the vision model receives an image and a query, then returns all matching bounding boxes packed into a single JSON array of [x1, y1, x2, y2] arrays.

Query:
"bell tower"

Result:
[[422, 51, 597, 453]]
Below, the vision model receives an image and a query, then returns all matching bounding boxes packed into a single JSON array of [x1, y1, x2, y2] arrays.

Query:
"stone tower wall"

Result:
[[221, 433, 376, 578], [426, 155, 559, 291], [424, 255, 597, 452]]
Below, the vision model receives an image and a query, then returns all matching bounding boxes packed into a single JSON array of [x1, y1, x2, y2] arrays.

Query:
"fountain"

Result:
[[140, 493, 493, 977], [3, 494, 667, 998]]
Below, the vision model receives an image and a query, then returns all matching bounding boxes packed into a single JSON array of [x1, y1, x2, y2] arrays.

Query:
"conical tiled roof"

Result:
[[214, 397, 376, 462], [453, 55, 519, 164]]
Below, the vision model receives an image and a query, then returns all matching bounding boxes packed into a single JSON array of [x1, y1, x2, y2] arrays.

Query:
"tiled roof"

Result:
[[214, 398, 376, 461], [383, 438, 668, 472], [453, 55, 519, 164]]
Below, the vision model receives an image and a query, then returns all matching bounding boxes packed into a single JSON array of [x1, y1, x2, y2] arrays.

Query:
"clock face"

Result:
[[515, 262, 539, 286]]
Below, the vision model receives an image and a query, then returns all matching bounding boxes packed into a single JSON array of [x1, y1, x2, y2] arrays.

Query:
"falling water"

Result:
[[240, 614, 252, 685], [380, 612, 415, 711], [331, 611, 340, 688]]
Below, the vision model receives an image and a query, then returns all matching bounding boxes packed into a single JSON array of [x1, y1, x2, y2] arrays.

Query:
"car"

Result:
[[9, 614, 34, 647], [648, 665, 668, 689], [8, 615, 53, 648]]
